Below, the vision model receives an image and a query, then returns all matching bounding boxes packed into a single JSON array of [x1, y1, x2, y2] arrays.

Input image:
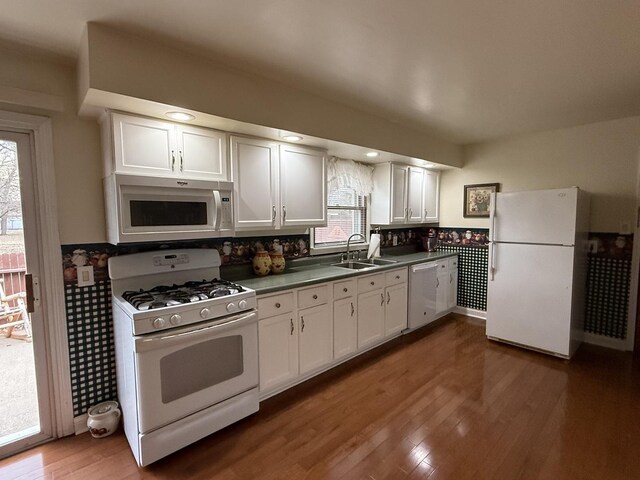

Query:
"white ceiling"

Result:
[[1, 0, 640, 144]]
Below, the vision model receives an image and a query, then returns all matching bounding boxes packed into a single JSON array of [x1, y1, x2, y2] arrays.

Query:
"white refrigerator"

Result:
[[486, 187, 590, 358]]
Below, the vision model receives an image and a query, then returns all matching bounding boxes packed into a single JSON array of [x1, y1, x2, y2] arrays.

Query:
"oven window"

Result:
[[130, 200, 208, 226], [160, 336, 244, 403]]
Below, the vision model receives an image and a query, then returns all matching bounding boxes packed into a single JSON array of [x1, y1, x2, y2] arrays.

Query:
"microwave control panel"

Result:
[[219, 193, 233, 229]]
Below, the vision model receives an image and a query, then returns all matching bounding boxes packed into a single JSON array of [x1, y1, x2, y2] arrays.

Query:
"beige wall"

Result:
[[0, 41, 105, 244], [440, 117, 640, 232]]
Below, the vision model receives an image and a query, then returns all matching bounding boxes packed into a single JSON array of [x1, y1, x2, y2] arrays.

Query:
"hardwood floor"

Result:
[[1, 313, 639, 479]]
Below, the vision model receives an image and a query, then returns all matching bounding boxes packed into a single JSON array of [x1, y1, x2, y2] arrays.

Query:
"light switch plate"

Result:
[[77, 265, 95, 287]]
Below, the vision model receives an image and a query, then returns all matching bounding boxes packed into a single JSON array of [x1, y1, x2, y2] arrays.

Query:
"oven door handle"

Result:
[[135, 310, 257, 352]]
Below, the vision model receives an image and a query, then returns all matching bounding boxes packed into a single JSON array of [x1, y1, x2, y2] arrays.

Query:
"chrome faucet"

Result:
[[343, 233, 366, 262]]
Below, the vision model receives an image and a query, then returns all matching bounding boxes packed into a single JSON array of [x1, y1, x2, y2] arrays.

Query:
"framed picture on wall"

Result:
[[463, 183, 500, 218]]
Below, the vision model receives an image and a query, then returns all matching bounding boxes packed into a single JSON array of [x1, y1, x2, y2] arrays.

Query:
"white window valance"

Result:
[[327, 156, 374, 196]]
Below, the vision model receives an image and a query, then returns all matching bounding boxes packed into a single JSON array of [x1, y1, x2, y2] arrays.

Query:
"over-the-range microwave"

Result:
[[104, 174, 233, 244]]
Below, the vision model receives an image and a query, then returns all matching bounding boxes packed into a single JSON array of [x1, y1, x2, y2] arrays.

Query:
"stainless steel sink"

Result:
[[331, 258, 398, 270]]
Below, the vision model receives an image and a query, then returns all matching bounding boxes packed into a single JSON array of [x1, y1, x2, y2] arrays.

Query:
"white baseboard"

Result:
[[454, 306, 486, 320], [583, 332, 629, 351], [74, 414, 88, 435]]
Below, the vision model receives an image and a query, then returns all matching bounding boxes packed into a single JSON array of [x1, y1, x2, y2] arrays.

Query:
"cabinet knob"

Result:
[[395, 275, 400, 279], [275, 302, 281, 308], [312, 294, 318, 300], [370, 281, 375, 286], [343, 287, 348, 292]]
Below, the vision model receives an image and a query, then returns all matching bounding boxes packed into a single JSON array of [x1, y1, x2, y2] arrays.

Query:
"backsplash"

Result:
[[60, 229, 633, 417]]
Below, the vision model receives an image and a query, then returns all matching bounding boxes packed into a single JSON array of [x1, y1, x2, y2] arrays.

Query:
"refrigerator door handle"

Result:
[[490, 242, 496, 281], [489, 193, 497, 242]]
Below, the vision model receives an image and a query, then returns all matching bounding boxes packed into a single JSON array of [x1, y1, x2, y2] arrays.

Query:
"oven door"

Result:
[[133, 310, 258, 434]]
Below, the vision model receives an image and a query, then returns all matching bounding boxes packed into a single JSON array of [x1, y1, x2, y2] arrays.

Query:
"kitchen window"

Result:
[[311, 157, 372, 254]]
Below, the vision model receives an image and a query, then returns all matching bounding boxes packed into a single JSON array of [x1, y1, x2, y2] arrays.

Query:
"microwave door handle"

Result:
[[213, 190, 222, 230]]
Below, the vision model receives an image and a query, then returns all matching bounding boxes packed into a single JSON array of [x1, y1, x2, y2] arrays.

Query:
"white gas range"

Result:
[[109, 249, 259, 467]]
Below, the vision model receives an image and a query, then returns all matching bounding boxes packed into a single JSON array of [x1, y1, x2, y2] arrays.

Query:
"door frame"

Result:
[[0, 111, 74, 437]]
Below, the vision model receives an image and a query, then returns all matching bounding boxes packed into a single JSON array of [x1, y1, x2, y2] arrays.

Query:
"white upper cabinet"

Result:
[[423, 170, 440, 223], [279, 144, 327, 228], [231, 136, 279, 230], [407, 167, 424, 222], [106, 112, 229, 181], [231, 138, 327, 231], [177, 125, 228, 180], [372, 162, 438, 225]]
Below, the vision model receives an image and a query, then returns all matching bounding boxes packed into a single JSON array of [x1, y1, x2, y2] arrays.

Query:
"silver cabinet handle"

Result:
[[301, 316, 305, 332], [290, 318, 294, 335], [350, 302, 354, 317], [272, 205, 276, 221], [387, 292, 391, 304], [424, 209, 428, 217], [380, 293, 384, 306], [436, 278, 439, 288], [450, 273, 453, 284], [404, 207, 408, 219], [282, 205, 287, 221], [179, 151, 183, 172], [409, 208, 413, 218], [171, 150, 175, 171]]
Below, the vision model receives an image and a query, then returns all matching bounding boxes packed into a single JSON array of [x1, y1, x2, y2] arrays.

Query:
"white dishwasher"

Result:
[[408, 261, 439, 330]]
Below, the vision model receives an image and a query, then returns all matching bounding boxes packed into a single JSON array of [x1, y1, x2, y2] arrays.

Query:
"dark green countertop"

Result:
[[224, 250, 457, 295]]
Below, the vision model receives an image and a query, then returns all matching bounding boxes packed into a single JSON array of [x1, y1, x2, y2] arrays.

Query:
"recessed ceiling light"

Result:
[[281, 134, 303, 142], [366, 151, 379, 158], [166, 111, 195, 121]]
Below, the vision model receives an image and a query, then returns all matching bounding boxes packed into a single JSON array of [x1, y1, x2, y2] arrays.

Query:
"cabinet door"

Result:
[[448, 269, 458, 310], [112, 113, 175, 175], [333, 297, 357, 360], [231, 136, 279, 230], [299, 304, 333, 375], [407, 167, 424, 222], [390, 164, 408, 224], [436, 271, 449, 314], [357, 289, 385, 349], [176, 125, 228, 180], [385, 283, 408, 337], [423, 171, 440, 223], [279, 144, 326, 227], [258, 313, 298, 392]]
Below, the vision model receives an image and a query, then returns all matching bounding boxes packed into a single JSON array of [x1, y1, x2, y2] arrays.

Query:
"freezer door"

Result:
[[490, 188, 578, 245], [487, 243, 574, 356]]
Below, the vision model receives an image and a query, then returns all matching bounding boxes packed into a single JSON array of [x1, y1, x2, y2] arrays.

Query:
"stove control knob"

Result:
[[169, 314, 182, 326], [152, 317, 166, 329], [238, 300, 248, 310], [226, 302, 237, 313], [200, 308, 211, 319]]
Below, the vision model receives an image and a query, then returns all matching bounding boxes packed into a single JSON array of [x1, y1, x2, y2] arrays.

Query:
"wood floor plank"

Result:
[[1, 314, 638, 480]]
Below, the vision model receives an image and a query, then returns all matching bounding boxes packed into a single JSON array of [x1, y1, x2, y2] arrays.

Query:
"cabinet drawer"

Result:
[[333, 279, 356, 300], [298, 285, 328, 309], [258, 292, 295, 319], [448, 256, 458, 270], [357, 273, 385, 293], [385, 268, 408, 286]]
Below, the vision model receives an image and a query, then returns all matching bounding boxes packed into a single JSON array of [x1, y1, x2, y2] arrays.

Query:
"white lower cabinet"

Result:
[[333, 296, 357, 361], [258, 266, 409, 398], [258, 313, 298, 392], [385, 283, 408, 337], [298, 304, 333, 374], [435, 255, 459, 317], [357, 289, 385, 349], [436, 270, 449, 315], [448, 268, 459, 310]]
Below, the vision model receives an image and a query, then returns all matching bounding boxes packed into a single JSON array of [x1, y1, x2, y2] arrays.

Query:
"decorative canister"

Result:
[[252, 251, 272, 276], [270, 251, 286, 274], [87, 401, 121, 438]]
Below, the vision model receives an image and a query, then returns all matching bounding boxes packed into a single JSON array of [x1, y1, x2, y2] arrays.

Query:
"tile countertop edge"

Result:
[[235, 251, 458, 295]]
